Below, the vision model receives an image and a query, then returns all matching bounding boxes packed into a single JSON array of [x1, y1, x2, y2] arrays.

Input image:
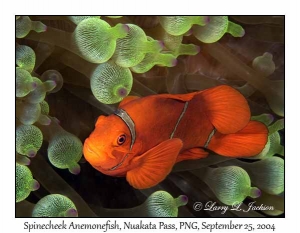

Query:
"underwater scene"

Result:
[[16, 16, 284, 218]]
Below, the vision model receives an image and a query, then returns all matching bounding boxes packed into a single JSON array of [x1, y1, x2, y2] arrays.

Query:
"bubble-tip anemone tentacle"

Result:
[[251, 113, 275, 126], [248, 118, 284, 159], [16, 163, 40, 202], [193, 16, 245, 43], [145, 191, 188, 217], [90, 61, 133, 104], [40, 100, 50, 115], [131, 52, 177, 74], [16, 100, 40, 125], [16, 125, 43, 158], [16, 44, 36, 73], [40, 70, 64, 93], [73, 18, 129, 63], [48, 132, 83, 174], [32, 194, 78, 217], [237, 52, 276, 98], [67, 16, 100, 25], [16, 153, 31, 166], [40, 118, 83, 174], [235, 157, 284, 195], [159, 16, 209, 36], [24, 77, 56, 104], [252, 52, 276, 77], [16, 68, 37, 97], [16, 16, 47, 38], [112, 24, 164, 68], [198, 166, 261, 205], [16, 100, 51, 125]]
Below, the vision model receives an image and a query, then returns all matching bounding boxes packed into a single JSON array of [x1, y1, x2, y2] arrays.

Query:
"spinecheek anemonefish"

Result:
[[83, 85, 268, 189]]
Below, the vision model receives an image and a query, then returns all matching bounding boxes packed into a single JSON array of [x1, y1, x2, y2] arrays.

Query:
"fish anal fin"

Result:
[[126, 138, 183, 189], [207, 120, 268, 157], [176, 147, 208, 163], [119, 96, 140, 108], [201, 85, 251, 134]]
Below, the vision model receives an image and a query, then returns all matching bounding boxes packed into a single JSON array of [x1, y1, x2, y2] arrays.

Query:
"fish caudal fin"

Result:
[[207, 121, 268, 157], [200, 85, 251, 134], [126, 138, 183, 189]]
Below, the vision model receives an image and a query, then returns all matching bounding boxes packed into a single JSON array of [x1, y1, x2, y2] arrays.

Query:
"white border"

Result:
[[2, 1, 299, 233]]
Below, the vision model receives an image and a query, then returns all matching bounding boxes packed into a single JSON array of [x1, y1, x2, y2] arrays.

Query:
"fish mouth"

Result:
[[84, 142, 99, 158], [85, 143, 95, 155], [108, 153, 129, 171], [83, 142, 108, 166], [84, 139, 129, 171]]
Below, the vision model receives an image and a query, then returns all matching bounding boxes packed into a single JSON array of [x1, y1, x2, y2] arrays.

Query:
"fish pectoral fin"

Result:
[[176, 147, 208, 163], [119, 96, 140, 108], [201, 85, 251, 134], [126, 138, 183, 189]]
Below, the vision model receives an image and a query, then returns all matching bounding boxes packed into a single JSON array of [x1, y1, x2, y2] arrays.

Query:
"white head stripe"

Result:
[[114, 109, 136, 151]]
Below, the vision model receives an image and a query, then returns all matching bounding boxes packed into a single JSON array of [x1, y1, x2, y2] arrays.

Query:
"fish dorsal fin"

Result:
[[201, 85, 251, 134], [119, 96, 140, 108], [159, 92, 198, 102], [126, 138, 183, 189]]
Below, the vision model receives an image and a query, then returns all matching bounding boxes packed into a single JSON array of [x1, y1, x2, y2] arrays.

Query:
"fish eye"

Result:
[[117, 134, 126, 145]]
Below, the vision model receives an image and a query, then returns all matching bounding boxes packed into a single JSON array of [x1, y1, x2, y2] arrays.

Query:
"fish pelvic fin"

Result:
[[126, 138, 183, 189], [200, 85, 251, 134], [176, 147, 208, 163], [207, 120, 268, 157]]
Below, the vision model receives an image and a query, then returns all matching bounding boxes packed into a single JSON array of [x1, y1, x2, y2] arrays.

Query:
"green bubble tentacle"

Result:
[[16, 68, 37, 97], [16, 16, 47, 38], [112, 24, 163, 67], [73, 18, 129, 63], [199, 166, 261, 205], [67, 16, 100, 25], [24, 77, 56, 104], [16, 125, 43, 157], [159, 16, 209, 36], [40, 70, 64, 93], [32, 194, 78, 217], [16, 44, 36, 73], [193, 16, 245, 43], [131, 52, 177, 73], [90, 62, 133, 104], [252, 52, 276, 77], [145, 191, 188, 217], [16, 163, 40, 202], [231, 158, 284, 195], [40, 100, 50, 115]]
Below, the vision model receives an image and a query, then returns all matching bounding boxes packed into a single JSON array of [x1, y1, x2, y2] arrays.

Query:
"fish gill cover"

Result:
[[16, 16, 284, 217]]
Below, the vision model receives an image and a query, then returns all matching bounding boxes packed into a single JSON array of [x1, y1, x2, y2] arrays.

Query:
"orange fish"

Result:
[[83, 85, 268, 189]]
